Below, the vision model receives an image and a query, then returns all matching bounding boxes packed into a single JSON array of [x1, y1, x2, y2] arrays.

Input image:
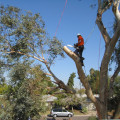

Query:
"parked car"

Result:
[[50, 108, 73, 118]]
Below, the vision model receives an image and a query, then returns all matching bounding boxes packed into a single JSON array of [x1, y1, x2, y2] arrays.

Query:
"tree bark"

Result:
[[95, 0, 120, 119], [63, 1, 120, 119], [63, 46, 97, 102], [63, 46, 108, 119]]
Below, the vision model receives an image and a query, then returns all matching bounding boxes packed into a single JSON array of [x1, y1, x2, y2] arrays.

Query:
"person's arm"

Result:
[[78, 36, 82, 44]]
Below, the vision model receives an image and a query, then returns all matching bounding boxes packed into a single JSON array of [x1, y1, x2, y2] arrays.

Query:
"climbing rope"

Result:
[[98, 32, 101, 70], [82, 24, 96, 76], [54, 0, 68, 37], [84, 23, 96, 45]]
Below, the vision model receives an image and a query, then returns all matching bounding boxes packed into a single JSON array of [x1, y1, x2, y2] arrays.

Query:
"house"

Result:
[[42, 94, 57, 107], [76, 94, 99, 111]]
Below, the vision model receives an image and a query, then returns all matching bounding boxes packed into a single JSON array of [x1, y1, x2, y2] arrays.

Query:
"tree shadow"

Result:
[[46, 118, 70, 120]]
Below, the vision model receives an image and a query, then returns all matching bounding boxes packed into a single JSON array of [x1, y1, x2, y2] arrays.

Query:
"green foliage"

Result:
[[0, 70, 9, 95], [0, 84, 9, 94], [54, 93, 86, 108], [48, 37, 65, 65], [78, 88, 85, 95], [0, 5, 64, 119], [54, 73, 76, 107], [87, 68, 100, 94], [110, 18, 120, 68], [81, 106, 88, 113], [111, 40, 120, 66], [0, 61, 54, 120], [114, 76, 120, 95], [0, 5, 64, 65], [67, 73, 76, 89], [12, 81, 43, 120], [108, 76, 120, 112]]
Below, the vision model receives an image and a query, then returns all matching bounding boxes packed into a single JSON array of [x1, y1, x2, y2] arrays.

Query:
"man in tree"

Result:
[[74, 33, 84, 66], [63, 1, 120, 119]]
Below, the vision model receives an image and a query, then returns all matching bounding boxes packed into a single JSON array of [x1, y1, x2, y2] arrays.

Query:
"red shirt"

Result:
[[78, 36, 84, 46]]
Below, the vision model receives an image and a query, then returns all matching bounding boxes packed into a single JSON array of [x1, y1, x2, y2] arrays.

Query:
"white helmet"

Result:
[[77, 33, 81, 37]]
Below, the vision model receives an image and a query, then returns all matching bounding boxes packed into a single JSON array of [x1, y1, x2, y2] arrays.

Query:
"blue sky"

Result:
[[0, 0, 116, 88]]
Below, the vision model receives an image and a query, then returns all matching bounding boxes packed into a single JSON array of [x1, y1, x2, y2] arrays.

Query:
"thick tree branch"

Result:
[[101, 0, 113, 13], [45, 63, 76, 94], [96, 0, 119, 104], [47, 86, 60, 94], [4, 50, 45, 63], [96, 14, 111, 45], [98, 0, 102, 10], [96, 16, 110, 45], [63, 46, 97, 103], [113, 0, 120, 20], [96, 0, 113, 46], [111, 1, 120, 47], [3, 50, 75, 93]]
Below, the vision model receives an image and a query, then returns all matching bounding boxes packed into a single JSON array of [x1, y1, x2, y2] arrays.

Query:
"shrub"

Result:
[[81, 107, 87, 113]]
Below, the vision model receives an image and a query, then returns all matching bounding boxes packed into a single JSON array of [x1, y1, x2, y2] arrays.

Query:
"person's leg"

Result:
[[79, 46, 84, 66], [74, 49, 79, 56], [79, 46, 84, 58]]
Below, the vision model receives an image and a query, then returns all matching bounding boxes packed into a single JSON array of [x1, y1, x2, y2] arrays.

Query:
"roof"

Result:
[[42, 94, 57, 102]]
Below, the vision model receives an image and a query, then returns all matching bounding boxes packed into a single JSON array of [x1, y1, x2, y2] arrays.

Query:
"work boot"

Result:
[[81, 62, 84, 66], [80, 57, 85, 60], [80, 60, 84, 66]]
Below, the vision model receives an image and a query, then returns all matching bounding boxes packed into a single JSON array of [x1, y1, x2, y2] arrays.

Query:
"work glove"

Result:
[[74, 43, 78, 48]]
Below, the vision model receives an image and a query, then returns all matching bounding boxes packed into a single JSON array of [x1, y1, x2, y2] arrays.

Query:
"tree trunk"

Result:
[[95, 102, 108, 119], [63, 46, 108, 119], [63, 1, 120, 120]]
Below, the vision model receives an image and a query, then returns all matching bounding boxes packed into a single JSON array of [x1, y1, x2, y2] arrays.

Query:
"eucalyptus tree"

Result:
[[1, 1, 120, 119], [1, 62, 54, 120], [63, 0, 120, 119], [0, 5, 74, 94]]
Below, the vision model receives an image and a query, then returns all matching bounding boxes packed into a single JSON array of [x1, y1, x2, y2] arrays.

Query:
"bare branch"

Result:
[[47, 86, 60, 94], [111, 1, 120, 46], [98, 0, 102, 10], [96, 0, 113, 45], [44, 73, 52, 76], [96, 11, 111, 45], [2, 49, 74, 94], [113, 0, 120, 20], [3, 50, 45, 63], [27, 42, 45, 61], [101, 0, 113, 13]]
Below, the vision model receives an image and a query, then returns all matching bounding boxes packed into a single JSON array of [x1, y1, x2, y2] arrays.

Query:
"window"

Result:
[[62, 109, 67, 112], [53, 109, 62, 112]]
